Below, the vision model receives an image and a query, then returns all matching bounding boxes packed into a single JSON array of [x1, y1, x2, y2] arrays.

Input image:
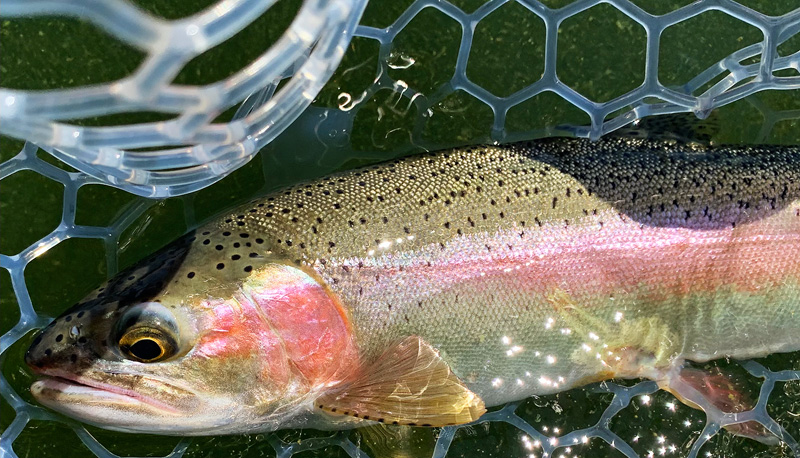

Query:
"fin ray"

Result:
[[317, 336, 486, 426]]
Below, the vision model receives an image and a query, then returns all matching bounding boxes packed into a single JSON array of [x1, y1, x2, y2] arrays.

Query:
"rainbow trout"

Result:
[[25, 137, 800, 440]]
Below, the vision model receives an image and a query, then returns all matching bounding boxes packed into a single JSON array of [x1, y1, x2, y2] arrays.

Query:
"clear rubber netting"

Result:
[[1, 1, 800, 458]]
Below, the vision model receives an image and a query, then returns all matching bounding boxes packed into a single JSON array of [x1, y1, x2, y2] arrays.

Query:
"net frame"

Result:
[[0, 0, 368, 197]]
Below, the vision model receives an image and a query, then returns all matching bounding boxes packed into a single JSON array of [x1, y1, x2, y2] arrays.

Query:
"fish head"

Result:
[[25, 230, 356, 434]]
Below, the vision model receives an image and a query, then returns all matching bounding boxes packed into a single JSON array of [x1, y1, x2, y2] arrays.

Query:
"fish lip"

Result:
[[31, 368, 182, 415]]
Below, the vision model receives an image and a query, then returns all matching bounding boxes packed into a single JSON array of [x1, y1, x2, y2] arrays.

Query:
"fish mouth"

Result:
[[31, 368, 181, 415]]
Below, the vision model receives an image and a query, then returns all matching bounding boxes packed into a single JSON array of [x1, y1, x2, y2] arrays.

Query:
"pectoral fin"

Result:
[[316, 335, 486, 426]]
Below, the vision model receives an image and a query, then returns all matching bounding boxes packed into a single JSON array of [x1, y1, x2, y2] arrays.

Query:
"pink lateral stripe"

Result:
[[349, 206, 800, 300]]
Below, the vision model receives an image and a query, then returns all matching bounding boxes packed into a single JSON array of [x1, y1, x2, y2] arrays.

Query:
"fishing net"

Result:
[[1, 1, 799, 458]]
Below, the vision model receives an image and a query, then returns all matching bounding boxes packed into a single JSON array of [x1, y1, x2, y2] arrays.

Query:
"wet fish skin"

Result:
[[25, 137, 800, 434]]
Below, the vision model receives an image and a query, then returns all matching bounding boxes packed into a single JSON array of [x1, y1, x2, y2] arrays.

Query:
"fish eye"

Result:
[[118, 327, 176, 362], [114, 302, 180, 363]]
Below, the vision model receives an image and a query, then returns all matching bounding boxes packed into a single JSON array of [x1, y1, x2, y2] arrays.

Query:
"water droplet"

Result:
[[387, 51, 416, 70]]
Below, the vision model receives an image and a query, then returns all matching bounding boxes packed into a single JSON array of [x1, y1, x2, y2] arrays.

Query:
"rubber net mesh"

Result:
[[2, 1, 800, 458]]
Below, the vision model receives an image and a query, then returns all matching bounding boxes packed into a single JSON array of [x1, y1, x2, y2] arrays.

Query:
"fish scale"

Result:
[[208, 138, 798, 261]]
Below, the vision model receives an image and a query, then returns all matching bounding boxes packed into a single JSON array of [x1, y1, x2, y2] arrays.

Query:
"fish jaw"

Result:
[[30, 367, 192, 433]]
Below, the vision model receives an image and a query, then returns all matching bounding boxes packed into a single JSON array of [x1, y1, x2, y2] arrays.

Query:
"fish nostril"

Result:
[[55, 334, 63, 343], [25, 334, 44, 364], [24, 347, 40, 368]]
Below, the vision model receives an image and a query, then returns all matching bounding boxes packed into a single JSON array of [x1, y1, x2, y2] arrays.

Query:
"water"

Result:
[[2, 1, 799, 457]]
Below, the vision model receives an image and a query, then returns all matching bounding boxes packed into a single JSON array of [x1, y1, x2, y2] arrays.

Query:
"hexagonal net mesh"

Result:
[[1, 1, 800, 458]]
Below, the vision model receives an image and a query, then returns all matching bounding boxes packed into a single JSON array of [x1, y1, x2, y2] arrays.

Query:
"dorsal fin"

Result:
[[316, 336, 486, 427]]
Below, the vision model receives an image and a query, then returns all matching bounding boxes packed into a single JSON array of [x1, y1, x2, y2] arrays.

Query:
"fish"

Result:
[[24, 136, 800, 440]]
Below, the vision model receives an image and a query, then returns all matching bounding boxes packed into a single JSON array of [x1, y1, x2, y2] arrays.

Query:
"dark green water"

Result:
[[1, 1, 799, 457]]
